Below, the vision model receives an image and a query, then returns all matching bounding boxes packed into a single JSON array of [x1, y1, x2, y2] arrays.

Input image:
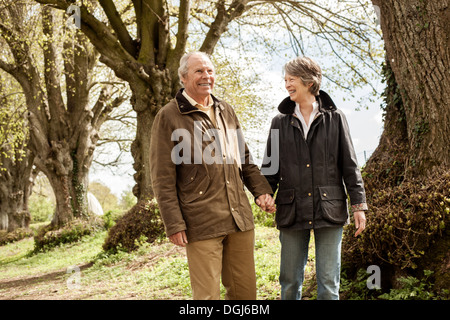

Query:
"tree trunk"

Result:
[[32, 139, 90, 227], [0, 148, 35, 232], [128, 78, 175, 201], [373, 0, 450, 175], [342, 0, 450, 293]]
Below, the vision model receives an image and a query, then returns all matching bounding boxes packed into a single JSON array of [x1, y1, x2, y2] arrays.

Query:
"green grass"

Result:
[[0, 231, 106, 279], [4, 222, 441, 300], [255, 226, 281, 299], [0, 225, 288, 300]]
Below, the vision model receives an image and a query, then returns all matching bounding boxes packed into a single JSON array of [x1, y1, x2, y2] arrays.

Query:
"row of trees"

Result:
[[0, 1, 127, 230], [1, 0, 448, 290], [1, 0, 381, 231]]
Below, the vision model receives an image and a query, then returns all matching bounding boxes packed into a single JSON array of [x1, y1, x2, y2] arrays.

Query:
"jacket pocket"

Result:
[[178, 165, 210, 203], [318, 186, 348, 224], [275, 189, 296, 227]]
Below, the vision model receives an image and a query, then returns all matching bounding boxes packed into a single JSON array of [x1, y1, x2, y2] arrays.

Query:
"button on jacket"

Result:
[[262, 90, 367, 230], [150, 89, 273, 243]]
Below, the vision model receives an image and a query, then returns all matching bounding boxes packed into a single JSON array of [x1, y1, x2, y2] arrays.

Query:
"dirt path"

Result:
[[0, 245, 190, 300], [0, 262, 95, 300]]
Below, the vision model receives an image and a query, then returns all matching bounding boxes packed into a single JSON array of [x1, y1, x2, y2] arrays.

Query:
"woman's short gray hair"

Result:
[[178, 51, 213, 85], [284, 57, 322, 96]]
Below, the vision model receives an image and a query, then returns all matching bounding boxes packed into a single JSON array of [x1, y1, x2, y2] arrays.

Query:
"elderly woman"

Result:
[[262, 56, 368, 300]]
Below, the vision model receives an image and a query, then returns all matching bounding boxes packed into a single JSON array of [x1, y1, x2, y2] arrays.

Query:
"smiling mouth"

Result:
[[199, 83, 211, 87], [288, 90, 296, 94]]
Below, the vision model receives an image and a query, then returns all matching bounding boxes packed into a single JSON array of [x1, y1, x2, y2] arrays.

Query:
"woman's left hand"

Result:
[[353, 211, 366, 237]]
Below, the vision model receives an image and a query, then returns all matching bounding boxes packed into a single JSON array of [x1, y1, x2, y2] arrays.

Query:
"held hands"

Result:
[[170, 195, 276, 247], [255, 194, 276, 214]]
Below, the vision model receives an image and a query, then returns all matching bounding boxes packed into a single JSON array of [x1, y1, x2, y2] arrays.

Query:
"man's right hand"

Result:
[[169, 231, 188, 247]]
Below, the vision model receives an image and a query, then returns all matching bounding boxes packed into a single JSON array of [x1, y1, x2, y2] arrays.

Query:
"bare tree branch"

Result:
[[42, 5, 68, 140], [200, 0, 250, 54], [167, 0, 190, 79], [99, 0, 136, 58]]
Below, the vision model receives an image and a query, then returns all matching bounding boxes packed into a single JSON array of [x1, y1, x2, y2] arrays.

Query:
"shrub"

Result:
[[340, 268, 381, 300], [33, 216, 104, 252], [342, 167, 450, 290], [379, 270, 449, 300], [0, 228, 34, 246], [102, 199, 165, 253], [339, 268, 449, 300], [102, 209, 124, 230]]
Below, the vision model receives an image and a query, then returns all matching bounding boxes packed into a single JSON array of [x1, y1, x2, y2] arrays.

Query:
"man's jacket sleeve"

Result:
[[150, 110, 186, 237]]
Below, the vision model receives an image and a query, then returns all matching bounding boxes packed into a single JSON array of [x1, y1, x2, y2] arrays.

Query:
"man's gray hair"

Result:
[[178, 51, 213, 86], [284, 56, 322, 96]]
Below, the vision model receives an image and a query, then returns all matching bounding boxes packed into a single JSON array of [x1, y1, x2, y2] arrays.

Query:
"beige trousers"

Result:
[[185, 229, 256, 300]]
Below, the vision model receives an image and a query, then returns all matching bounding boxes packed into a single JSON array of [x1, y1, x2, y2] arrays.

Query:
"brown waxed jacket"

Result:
[[150, 89, 272, 243]]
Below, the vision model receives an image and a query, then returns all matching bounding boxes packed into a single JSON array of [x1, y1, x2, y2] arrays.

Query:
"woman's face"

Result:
[[284, 73, 312, 103]]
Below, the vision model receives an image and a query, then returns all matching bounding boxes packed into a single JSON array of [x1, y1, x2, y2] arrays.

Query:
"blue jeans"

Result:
[[279, 227, 343, 300]]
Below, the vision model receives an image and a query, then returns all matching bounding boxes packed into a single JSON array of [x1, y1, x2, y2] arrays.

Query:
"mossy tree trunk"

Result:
[[0, 147, 35, 232], [0, 73, 35, 233], [342, 0, 450, 293], [374, 0, 450, 175]]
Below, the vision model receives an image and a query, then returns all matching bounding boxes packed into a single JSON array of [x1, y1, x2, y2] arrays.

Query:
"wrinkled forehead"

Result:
[[284, 73, 299, 80], [187, 54, 215, 71]]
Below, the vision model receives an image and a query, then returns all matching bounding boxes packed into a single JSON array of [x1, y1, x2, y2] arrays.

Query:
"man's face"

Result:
[[181, 54, 215, 104]]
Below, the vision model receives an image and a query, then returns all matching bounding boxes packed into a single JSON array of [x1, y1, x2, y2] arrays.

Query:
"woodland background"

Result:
[[0, 0, 449, 300]]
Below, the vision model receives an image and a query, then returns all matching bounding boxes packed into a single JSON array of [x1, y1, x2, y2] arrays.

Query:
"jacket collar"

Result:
[[278, 90, 337, 115], [175, 88, 224, 114]]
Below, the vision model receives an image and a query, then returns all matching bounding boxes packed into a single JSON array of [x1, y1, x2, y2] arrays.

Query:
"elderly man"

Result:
[[150, 51, 275, 300]]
